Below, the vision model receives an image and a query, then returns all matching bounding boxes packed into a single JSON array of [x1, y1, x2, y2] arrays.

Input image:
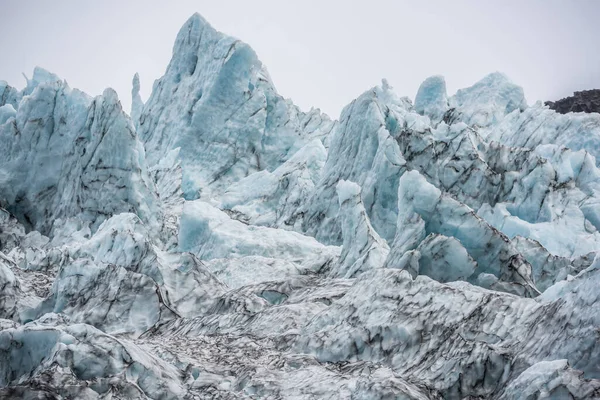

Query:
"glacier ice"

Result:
[[130, 72, 144, 124], [485, 101, 600, 163], [301, 81, 411, 244], [333, 180, 389, 278], [296, 264, 600, 397], [386, 170, 539, 296], [179, 200, 340, 272], [218, 138, 327, 229], [414, 75, 448, 124], [1, 11, 600, 399], [135, 13, 334, 201], [0, 75, 158, 237], [447, 72, 527, 128]]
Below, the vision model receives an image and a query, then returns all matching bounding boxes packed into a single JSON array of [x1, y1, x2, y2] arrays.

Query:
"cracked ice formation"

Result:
[[302, 81, 411, 244], [333, 180, 389, 278], [0, 75, 158, 236], [179, 200, 340, 271], [296, 263, 600, 398], [447, 72, 527, 127], [130, 72, 144, 124], [388, 170, 539, 296], [0, 323, 186, 398], [2, 11, 600, 400], [136, 13, 335, 200], [411, 234, 477, 282], [219, 138, 327, 229], [414, 75, 448, 123]]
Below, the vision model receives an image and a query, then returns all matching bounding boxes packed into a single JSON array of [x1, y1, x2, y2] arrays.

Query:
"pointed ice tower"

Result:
[[137, 13, 334, 201], [130, 72, 144, 125], [414, 75, 448, 124]]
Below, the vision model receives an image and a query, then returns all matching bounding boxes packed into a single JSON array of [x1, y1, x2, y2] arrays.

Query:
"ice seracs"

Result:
[[136, 13, 334, 200], [0, 81, 20, 109], [411, 234, 477, 282], [302, 81, 411, 244], [130, 72, 144, 124], [447, 71, 527, 128], [414, 75, 448, 124], [0, 74, 158, 237], [333, 180, 389, 278], [387, 170, 539, 296], [218, 138, 327, 229], [179, 200, 339, 271], [1, 11, 600, 399], [296, 264, 600, 398]]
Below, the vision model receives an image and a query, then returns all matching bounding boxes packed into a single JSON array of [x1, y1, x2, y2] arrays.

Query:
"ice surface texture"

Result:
[[1, 11, 600, 399]]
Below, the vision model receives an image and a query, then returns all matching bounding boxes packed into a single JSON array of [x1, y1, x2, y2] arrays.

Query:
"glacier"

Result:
[[1, 11, 600, 399]]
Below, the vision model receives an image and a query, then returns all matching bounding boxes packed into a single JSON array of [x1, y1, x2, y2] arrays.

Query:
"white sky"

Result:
[[1, 0, 599, 118]]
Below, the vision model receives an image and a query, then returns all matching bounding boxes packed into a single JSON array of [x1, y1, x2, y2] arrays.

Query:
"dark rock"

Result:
[[545, 89, 600, 114]]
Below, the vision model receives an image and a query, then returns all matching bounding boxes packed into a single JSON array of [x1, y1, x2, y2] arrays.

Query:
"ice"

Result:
[[137, 13, 334, 200], [301, 81, 411, 244], [296, 266, 600, 397], [0, 81, 20, 109], [0, 259, 20, 320], [33, 258, 171, 336], [205, 256, 301, 289], [485, 101, 600, 164], [498, 360, 600, 399], [414, 75, 448, 123], [512, 235, 594, 292], [0, 323, 186, 398], [130, 72, 144, 124], [413, 234, 477, 282], [388, 170, 539, 296], [448, 71, 527, 127], [1, 11, 600, 399], [0, 77, 158, 236], [0, 104, 15, 125], [59, 213, 227, 319], [332, 180, 389, 278], [22, 66, 63, 95], [218, 138, 327, 228], [179, 200, 339, 270]]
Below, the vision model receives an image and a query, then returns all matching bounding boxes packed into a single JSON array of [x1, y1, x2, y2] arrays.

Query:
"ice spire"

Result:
[[131, 72, 144, 124]]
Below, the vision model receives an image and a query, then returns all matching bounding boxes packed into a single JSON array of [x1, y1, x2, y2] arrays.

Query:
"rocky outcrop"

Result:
[[546, 89, 600, 114]]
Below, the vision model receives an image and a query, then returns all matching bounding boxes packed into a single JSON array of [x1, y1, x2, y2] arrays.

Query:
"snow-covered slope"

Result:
[[1, 12, 600, 399]]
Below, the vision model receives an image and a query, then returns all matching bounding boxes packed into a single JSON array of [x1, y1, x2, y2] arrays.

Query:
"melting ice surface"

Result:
[[1, 12, 600, 399]]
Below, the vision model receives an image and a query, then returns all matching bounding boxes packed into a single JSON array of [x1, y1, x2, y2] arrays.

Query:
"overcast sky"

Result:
[[1, 0, 599, 117]]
